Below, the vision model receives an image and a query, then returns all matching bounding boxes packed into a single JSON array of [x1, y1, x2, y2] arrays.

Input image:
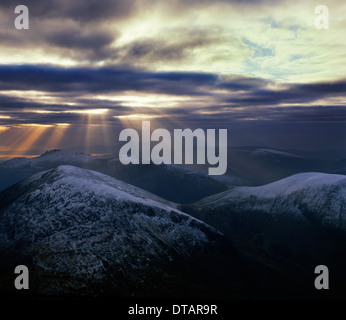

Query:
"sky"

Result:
[[0, 0, 345, 159]]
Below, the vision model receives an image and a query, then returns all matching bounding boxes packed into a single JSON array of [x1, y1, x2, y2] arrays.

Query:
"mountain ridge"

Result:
[[0, 150, 239, 203], [0, 165, 250, 298], [180, 171, 346, 297], [185, 172, 346, 231]]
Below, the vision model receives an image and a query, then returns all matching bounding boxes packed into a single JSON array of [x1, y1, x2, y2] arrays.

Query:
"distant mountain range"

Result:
[[224, 147, 346, 185], [2, 147, 346, 203], [0, 150, 246, 203]]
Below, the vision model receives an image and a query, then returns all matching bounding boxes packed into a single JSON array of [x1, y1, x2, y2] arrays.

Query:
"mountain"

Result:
[[224, 147, 333, 185], [104, 160, 245, 203], [181, 172, 346, 296], [0, 165, 252, 298], [0, 150, 97, 193], [184, 172, 346, 228], [3, 147, 346, 202], [0, 150, 244, 203], [184, 146, 346, 185]]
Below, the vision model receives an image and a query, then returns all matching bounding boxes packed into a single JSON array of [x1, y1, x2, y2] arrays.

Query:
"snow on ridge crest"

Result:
[[41, 165, 180, 212], [227, 172, 346, 199], [11, 165, 214, 232], [194, 172, 346, 231]]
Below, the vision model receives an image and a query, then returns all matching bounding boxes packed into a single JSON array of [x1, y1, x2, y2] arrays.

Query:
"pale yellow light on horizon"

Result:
[[114, 114, 160, 120], [0, 126, 10, 132], [95, 93, 196, 108], [64, 109, 109, 115], [55, 123, 71, 127], [15, 123, 54, 128], [27, 109, 55, 114]]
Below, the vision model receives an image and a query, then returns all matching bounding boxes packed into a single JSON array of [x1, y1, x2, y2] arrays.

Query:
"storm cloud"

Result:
[[0, 0, 345, 157], [0, 64, 345, 128]]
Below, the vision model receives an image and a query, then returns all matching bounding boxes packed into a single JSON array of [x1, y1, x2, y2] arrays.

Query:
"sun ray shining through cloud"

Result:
[[9, 125, 53, 155], [0, 0, 344, 157], [41, 123, 72, 151]]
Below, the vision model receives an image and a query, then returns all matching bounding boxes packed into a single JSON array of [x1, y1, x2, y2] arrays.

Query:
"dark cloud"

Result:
[[0, 65, 344, 107], [43, 26, 117, 61], [115, 29, 223, 63], [0, 65, 220, 96], [0, 24, 117, 62], [0, 2, 246, 64], [118, 40, 187, 62], [0, 0, 132, 62], [0, 0, 136, 23], [218, 75, 272, 91], [195, 105, 346, 123], [0, 65, 345, 152], [225, 81, 346, 105], [139, 0, 280, 16], [46, 29, 114, 51]]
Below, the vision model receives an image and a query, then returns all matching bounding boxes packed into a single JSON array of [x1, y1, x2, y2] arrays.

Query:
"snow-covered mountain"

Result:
[[181, 172, 346, 293], [0, 165, 248, 298], [0, 150, 98, 193], [0, 150, 244, 203], [185, 172, 346, 231]]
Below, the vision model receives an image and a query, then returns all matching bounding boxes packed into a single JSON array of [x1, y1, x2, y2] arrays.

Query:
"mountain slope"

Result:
[[183, 172, 346, 229], [181, 172, 346, 296], [0, 165, 248, 298]]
